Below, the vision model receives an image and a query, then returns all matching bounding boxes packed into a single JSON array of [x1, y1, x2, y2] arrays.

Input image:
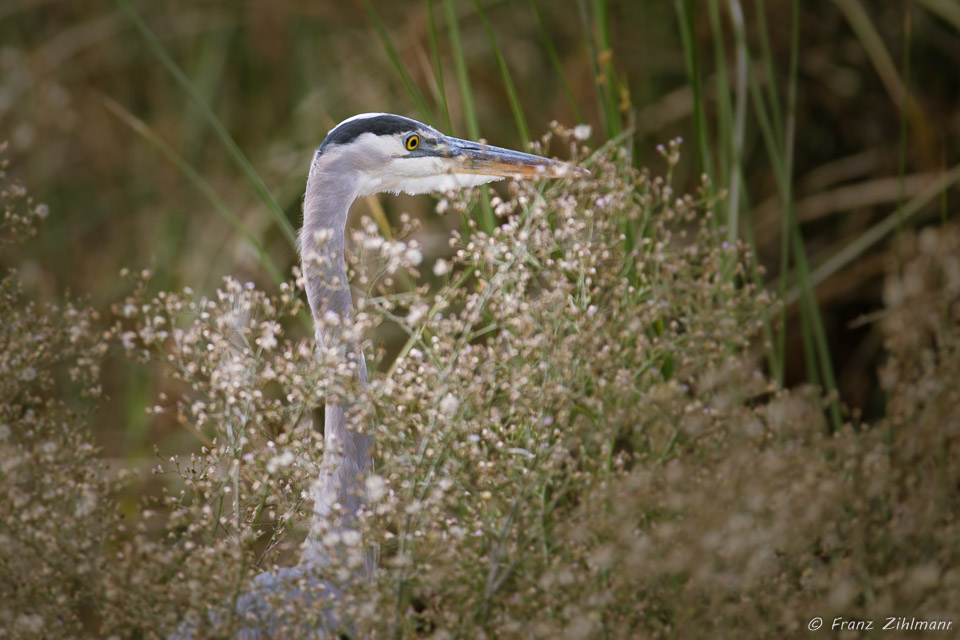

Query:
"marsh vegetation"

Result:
[[1, 1, 958, 637]]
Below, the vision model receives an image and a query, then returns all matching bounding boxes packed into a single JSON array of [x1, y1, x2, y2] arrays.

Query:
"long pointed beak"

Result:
[[440, 136, 588, 179]]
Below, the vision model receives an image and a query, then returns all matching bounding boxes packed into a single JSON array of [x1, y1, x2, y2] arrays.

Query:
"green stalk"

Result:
[[940, 151, 950, 328], [529, 0, 585, 123], [180, 30, 230, 163], [793, 228, 842, 429], [361, 0, 435, 124], [746, 0, 841, 428], [426, 0, 453, 132], [725, 0, 748, 251], [577, 0, 619, 140], [754, 0, 784, 150], [591, 0, 620, 139], [443, 0, 494, 234], [100, 95, 287, 287], [895, 5, 912, 277], [797, 297, 821, 387], [707, 0, 732, 213], [443, 0, 479, 141], [778, 0, 800, 387], [674, 0, 716, 194], [473, 0, 530, 147], [114, 0, 298, 249]]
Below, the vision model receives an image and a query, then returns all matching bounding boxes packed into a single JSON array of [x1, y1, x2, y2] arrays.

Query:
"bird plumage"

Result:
[[174, 113, 583, 639]]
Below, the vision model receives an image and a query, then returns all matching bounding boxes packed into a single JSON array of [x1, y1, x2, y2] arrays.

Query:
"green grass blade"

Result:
[[710, 0, 784, 386], [787, 1, 839, 429], [793, 226, 843, 429], [942, 154, 949, 232], [707, 0, 731, 209], [361, 0, 435, 124], [591, 0, 620, 139], [895, 5, 912, 276], [443, 0, 493, 234], [834, 0, 907, 110], [745, 0, 841, 428], [796, 297, 821, 387], [113, 0, 298, 249], [916, 0, 960, 30], [674, 0, 715, 192], [577, 0, 619, 140], [576, 0, 601, 132], [723, 0, 749, 253], [426, 0, 453, 133], [179, 29, 231, 163], [100, 94, 287, 287], [778, 0, 800, 386], [473, 0, 530, 147], [529, 0, 585, 123], [443, 0, 479, 141], [753, 0, 784, 150]]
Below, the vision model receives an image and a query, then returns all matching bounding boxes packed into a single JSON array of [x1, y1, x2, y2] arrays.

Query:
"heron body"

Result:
[[175, 113, 583, 638]]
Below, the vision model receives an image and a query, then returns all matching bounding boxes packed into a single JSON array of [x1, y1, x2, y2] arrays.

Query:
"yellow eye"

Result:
[[405, 134, 420, 151]]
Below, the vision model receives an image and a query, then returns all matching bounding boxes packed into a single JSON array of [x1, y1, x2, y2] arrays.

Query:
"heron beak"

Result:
[[439, 136, 588, 179]]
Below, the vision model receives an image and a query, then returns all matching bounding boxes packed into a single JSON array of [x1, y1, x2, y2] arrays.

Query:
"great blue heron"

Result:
[[176, 113, 584, 638]]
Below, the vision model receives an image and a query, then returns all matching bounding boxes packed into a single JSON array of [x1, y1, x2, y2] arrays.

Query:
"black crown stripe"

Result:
[[317, 115, 423, 156]]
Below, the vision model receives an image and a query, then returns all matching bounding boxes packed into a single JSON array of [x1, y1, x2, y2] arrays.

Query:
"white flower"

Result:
[[433, 259, 450, 276], [366, 474, 386, 501], [74, 488, 98, 517], [311, 228, 334, 244], [439, 393, 459, 417], [573, 124, 592, 141], [404, 247, 423, 266], [406, 303, 428, 325], [121, 331, 137, 350], [266, 450, 295, 474], [257, 321, 280, 351], [362, 235, 384, 251]]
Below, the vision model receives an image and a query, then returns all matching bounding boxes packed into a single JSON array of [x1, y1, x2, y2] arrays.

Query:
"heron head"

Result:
[[313, 113, 586, 197]]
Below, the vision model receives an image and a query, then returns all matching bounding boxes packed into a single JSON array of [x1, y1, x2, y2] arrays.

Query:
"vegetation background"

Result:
[[1, 0, 958, 637]]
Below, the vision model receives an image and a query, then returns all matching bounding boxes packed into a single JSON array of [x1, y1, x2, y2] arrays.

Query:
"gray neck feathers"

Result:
[[299, 156, 374, 570]]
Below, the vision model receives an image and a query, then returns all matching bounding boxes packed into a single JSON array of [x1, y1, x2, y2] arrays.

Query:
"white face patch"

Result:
[[348, 134, 414, 195], [385, 172, 505, 196], [354, 150, 505, 196]]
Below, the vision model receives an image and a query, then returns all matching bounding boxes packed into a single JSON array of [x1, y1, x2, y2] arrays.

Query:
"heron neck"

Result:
[[300, 166, 374, 569]]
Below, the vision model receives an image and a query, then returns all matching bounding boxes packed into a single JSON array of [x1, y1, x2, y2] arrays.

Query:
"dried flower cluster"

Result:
[[1, 138, 957, 638], [1, 149, 110, 637]]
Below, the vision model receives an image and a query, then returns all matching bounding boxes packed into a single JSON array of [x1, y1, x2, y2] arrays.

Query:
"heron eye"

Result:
[[405, 134, 420, 151]]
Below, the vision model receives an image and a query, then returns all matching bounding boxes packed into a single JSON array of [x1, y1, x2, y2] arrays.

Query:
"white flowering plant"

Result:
[[2, 135, 959, 638]]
